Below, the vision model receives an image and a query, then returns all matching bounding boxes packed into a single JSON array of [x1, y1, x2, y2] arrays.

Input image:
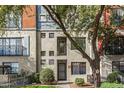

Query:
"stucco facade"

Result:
[[39, 30, 93, 82]]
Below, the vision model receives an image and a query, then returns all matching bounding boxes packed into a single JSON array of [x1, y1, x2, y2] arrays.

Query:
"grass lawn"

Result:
[[100, 82, 124, 88], [19, 85, 57, 88]]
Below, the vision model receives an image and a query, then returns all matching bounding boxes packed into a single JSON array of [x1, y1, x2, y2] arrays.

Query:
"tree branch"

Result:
[[92, 5, 105, 62], [43, 5, 93, 65]]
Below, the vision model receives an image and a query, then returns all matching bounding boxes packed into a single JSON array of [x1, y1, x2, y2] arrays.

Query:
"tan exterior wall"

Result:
[[0, 30, 36, 74], [40, 30, 92, 83]]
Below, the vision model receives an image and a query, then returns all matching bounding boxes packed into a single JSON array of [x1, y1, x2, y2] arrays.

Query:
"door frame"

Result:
[[57, 60, 67, 81]]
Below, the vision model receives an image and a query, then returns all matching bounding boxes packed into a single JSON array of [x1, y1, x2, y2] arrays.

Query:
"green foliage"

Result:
[[0, 5, 24, 29], [29, 73, 40, 83], [75, 78, 85, 86], [39, 68, 55, 84], [100, 82, 124, 88], [107, 72, 120, 83]]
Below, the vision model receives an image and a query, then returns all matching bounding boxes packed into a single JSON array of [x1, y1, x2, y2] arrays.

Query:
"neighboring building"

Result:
[[0, 6, 36, 75], [100, 6, 124, 81], [36, 6, 93, 83]]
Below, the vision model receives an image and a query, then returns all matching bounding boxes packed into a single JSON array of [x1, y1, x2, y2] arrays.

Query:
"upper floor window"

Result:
[[41, 33, 46, 38], [71, 37, 86, 51], [112, 8, 124, 26], [0, 37, 29, 56], [49, 51, 54, 56], [6, 13, 21, 28], [49, 59, 54, 65], [57, 37, 67, 56], [49, 33, 54, 38], [40, 59, 46, 65], [105, 37, 124, 55], [41, 51, 46, 56]]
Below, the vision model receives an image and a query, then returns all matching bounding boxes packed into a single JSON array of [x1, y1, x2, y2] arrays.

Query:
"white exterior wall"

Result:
[[41, 30, 92, 82], [0, 30, 36, 74]]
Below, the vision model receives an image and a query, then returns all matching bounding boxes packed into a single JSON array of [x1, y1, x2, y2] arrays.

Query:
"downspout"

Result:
[[36, 5, 41, 73]]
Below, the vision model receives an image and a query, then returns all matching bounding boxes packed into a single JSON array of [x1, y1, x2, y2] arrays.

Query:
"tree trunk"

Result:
[[93, 69, 101, 87], [92, 62, 101, 88]]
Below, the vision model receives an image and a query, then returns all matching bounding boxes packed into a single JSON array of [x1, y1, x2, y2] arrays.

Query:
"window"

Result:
[[41, 59, 46, 65], [112, 9, 124, 26], [49, 33, 54, 38], [49, 51, 54, 56], [71, 62, 86, 75], [41, 51, 46, 56], [105, 37, 124, 55], [3, 62, 19, 74], [71, 37, 86, 50], [0, 37, 29, 56], [41, 33, 46, 38], [6, 14, 21, 28], [49, 59, 54, 65], [57, 37, 67, 56], [112, 61, 124, 73]]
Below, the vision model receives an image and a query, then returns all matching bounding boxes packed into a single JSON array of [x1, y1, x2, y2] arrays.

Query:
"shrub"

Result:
[[75, 78, 85, 86], [107, 72, 119, 83], [29, 73, 40, 83], [39, 68, 55, 84]]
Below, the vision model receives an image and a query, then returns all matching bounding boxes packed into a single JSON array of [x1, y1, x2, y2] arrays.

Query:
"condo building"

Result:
[[0, 6, 36, 75], [36, 6, 93, 82]]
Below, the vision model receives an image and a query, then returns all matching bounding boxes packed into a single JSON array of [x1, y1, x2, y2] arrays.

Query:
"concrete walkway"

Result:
[[56, 83, 70, 88]]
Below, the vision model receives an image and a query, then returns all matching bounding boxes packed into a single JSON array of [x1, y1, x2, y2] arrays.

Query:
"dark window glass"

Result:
[[71, 62, 86, 75], [41, 59, 46, 65], [105, 37, 124, 55], [41, 51, 46, 56], [49, 51, 54, 56], [112, 61, 124, 73], [41, 33, 46, 38], [49, 33, 54, 38], [71, 37, 86, 51], [57, 37, 67, 56], [0, 38, 29, 56], [49, 59, 54, 65], [3, 62, 19, 74]]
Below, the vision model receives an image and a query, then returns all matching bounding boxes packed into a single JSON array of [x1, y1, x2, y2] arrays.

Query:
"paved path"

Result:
[[56, 84, 70, 88]]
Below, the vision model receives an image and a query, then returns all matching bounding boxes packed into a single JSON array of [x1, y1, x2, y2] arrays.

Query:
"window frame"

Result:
[[49, 33, 54, 38], [71, 37, 86, 51], [49, 51, 54, 56], [57, 37, 67, 56], [2, 62, 19, 74], [41, 51, 46, 56], [112, 61, 124, 73], [105, 37, 124, 55], [41, 33, 46, 38], [71, 62, 86, 75], [0, 38, 25, 56], [49, 59, 54, 65]]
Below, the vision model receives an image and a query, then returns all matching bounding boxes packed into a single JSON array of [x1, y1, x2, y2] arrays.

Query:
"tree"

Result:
[[0, 5, 25, 34], [42, 5, 124, 87]]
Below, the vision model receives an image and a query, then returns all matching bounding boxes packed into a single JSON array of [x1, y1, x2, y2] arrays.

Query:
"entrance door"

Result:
[[57, 60, 67, 80]]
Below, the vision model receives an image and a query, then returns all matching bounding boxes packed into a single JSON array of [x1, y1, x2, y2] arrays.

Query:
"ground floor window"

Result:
[[2, 62, 19, 74], [112, 61, 124, 73], [71, 62, 86, 75]]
